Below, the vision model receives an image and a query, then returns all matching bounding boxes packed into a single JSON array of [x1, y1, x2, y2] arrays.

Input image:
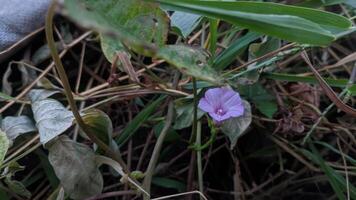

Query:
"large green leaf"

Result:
[[221, 100, 252, 149], [48, 135, 103, 200], [64, 0, 169, 56], [157, 45, 222, 84], [156, 0, 352, 45]]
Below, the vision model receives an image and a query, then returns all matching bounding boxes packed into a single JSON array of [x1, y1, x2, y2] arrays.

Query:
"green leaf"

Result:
[[64, 0, 169, 55], [154, 121, 180, 142], [152, 177, 186, 192], [156, 0, 352, 45], [173, 100, 204, 130], [297, 0, 345, 8], [30, 97, 74, 144], [48, 135, 103, 200], [263, 72, 356, 89], [100, 35, 127, 64], [116, 96, 165, 146], [157, 45, 222, 84], [213, 32, 261, 70], [171, 11, 201, 38], [239, 83, 277, 118], [0, 131, 9, 167], [81, 109, 113, 151], [0, 92, 14, 101], [221, 100, 252, 149], [1, 116, 37, 141], [4, 178, 31, 199]]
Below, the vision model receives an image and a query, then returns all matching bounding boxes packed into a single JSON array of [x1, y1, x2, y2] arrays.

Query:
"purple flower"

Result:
[[198, 87, 244, 122]]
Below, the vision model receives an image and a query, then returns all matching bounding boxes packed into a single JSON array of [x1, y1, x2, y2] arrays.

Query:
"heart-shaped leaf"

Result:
[[221, 100, 252, 149], [30, 98, 74, 144], [1, 116, 37, 141], [48, 135, 103, 200]]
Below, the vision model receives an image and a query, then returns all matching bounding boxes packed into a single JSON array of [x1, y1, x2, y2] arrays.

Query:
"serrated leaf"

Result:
[[82, 109, 113, 151], [30, 98, 74, 144], [157, 45, 222, 84], [171, 11, 201, 38], [64, 0, 169, 56], [0, 131, 9, 167], [221, 100, 252, 149], [1, 116, 37, 141], [48, 135, 103, 200]]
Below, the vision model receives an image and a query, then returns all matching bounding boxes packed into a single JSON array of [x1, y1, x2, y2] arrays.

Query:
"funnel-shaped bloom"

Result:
[[198, 87, 244, 122]]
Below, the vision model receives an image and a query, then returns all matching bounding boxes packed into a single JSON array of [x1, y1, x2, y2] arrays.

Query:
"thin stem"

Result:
[[143, 101, 175, 199], [45, 0, 127, 171], [196, 121, 204, 199]]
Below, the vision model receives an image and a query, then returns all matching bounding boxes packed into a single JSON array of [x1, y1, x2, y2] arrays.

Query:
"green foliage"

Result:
[[64, 0, 169, 56], [239, 83, 278, 118], [116, 96, 165, 146], [157, 45, 222, 84], [0, 131, 9, 167], [152, 177, 186, 192], [156, 0, 351, 45], [213, 32, 261, 70], [173, 99, 204, 130], [170, 11, 201, 38]]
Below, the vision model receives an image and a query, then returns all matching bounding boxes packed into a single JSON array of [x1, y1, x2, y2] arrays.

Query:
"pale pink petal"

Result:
[[198, 98, 214, 113]]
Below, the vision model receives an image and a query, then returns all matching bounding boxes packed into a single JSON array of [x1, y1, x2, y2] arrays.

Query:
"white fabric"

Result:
[[0, 0, 50, 50]]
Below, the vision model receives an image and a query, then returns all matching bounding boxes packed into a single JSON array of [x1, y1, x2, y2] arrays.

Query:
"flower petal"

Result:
[[222, 91, 242, 109], [198, 98, 214, 113], [226, 104, 244, 117], [204, 88, 224, 109]]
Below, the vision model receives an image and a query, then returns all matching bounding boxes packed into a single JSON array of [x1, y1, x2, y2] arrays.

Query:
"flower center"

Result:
[[216, 108, 225, 116]]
